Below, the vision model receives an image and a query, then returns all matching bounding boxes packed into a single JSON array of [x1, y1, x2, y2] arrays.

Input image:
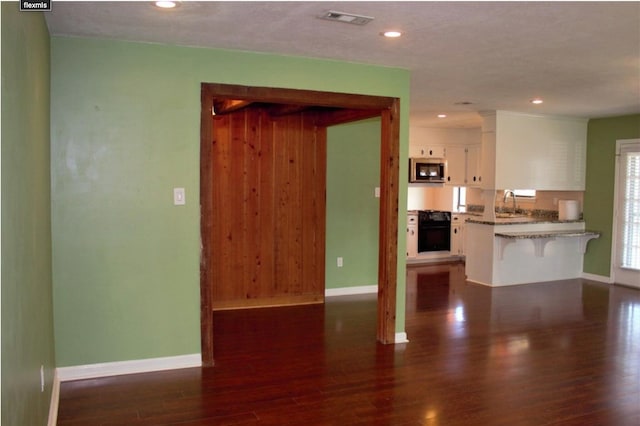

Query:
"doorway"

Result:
[[200, 83, 401, 366], [612, 138, 640, 288]]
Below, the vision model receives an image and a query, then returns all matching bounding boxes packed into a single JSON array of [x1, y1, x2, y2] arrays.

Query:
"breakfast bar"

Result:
[[494, 230, 600, 259], [465, 215, 600, 287]]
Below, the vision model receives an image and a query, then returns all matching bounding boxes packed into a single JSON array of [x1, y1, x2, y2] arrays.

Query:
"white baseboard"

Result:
[[325, 285, 378, 297], [582, 272, 613, 284], [395, 332, 409, 344], [47, 369, 60, 426], [57, 353, 202, 382]]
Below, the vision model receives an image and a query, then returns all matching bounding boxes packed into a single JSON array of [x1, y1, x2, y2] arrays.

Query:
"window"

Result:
[[620, 147, 640, 270], [507, 189, 536, 198], [453, 187, 466, 211]]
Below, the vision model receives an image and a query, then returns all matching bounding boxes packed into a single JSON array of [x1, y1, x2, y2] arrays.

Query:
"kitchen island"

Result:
[[465, 215, 599, 286]]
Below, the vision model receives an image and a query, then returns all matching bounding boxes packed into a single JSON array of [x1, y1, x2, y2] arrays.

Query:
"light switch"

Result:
[[374, 187, 381, 198], [173, 188, 186, 205]]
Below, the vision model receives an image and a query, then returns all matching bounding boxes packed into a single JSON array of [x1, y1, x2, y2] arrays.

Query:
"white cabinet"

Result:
[[445, 145, 481, 187], [480, 131, 497, 189], [465, 220, 590, 286], [466, 145, 481, 186], [480, 111, 587, 190], [409, 145, 446, 159], [450, 214, 465, 256], [451, 225, 464, 256], [445, 145, 465, 185], [406, 213, 418, 258]]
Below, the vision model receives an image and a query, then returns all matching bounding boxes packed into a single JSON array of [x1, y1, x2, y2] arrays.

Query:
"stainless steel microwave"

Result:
[[409, 158, 446, 183]]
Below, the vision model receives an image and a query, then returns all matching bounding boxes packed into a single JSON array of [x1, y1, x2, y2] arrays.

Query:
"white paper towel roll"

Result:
[[558, 200, 580, 220]]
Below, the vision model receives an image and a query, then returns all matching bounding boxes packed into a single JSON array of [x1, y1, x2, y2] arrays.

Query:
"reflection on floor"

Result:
[[57, 261, 640, 425]]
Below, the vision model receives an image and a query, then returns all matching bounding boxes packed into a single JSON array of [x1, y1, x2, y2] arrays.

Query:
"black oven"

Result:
[[418, 210, 451, 252]]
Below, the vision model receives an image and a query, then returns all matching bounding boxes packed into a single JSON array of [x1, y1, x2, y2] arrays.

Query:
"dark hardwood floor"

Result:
[[57, 261, 640, 425]]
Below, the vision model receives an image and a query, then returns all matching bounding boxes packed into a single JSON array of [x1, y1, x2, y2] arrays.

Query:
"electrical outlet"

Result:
[[337, 257, 343, 267]]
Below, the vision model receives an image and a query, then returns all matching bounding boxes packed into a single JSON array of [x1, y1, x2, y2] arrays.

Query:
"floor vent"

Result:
[[318, 10, 374, 26]]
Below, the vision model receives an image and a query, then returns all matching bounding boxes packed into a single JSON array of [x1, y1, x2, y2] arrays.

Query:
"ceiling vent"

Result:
[[318, 10, 374, 26]]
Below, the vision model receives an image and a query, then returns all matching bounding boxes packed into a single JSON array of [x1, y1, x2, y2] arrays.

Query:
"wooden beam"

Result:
[[377, 99, 400, 344], [204, 83, 394, 110], [316, 108, 383, 127], [200, 85, 215, 367], [213, 99, 253, 115], [266, 104, 312, 117]]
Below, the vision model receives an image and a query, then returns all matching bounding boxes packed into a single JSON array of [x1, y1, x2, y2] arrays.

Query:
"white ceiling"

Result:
[[45, 1, 640, 128]]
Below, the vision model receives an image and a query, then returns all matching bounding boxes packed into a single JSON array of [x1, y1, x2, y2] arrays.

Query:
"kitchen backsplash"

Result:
[[466, 188, 584, 216], [408, 186, 584, 217], [407, 185, 454, 211]]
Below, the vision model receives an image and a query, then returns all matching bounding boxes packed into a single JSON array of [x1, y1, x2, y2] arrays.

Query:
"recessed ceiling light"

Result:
[[437, 114, 447, 118], [382, 31, 403, 38], [530, 98, 544, 105], [155, 1, 178, 9]]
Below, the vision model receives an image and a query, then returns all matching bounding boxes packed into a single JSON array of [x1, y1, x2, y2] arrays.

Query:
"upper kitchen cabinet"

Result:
[[409, 126, 481, 160], [480, 111, 588, 190], [409, 144, 446, 158], [445, 144, 480, 186]]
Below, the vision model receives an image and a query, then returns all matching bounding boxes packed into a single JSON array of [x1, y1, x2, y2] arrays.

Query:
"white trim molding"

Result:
[[395, 332, 409, 344], [610, 138, 640, 287], [47, 370, 60, 426], [57, 353, 202, 382], [325, 285, 378, 297], [582, 272, 614, 284]]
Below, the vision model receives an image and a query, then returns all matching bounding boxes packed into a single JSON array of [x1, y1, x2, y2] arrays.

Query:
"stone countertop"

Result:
[[492, 230, 600, 258], [494, 230, 600, 239], [466, 216, 584, 226]]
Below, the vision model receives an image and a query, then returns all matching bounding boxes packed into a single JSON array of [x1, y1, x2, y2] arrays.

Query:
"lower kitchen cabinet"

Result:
[[407, 213, 418, 258], [450, 213, 466, 256], [451, 224, 465, 256]]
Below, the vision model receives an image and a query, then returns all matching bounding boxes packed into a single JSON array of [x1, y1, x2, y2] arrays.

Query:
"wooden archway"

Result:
[[200, 83, 400, 366]]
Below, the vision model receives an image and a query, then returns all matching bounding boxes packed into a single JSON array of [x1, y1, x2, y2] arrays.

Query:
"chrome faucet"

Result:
[[503, 190, 517, 213]]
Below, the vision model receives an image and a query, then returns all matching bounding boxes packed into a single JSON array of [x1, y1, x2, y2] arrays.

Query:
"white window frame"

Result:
[[513, 189, 536, 198], [613, 139, 640, 272], [503, 189, 536, 205], [453, 186, 467, 212]]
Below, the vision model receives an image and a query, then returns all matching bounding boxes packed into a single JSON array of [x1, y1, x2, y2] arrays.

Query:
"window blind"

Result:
[[621, 147, 640, 270]]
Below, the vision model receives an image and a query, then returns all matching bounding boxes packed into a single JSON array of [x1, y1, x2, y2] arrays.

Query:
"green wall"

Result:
[[326, 119, 381, 289], [51, 36, 410, 366], [583, 114, 640, 277], [1, 4, 56, 425]]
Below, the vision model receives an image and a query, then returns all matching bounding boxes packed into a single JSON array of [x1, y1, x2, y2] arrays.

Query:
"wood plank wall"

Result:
[[210, 107, 326, 310]]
